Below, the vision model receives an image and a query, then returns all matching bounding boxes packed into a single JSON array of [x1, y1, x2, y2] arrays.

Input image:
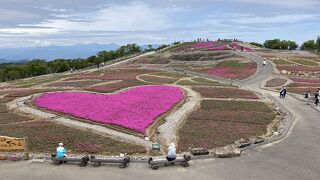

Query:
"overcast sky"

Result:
[[0, 0, 319, 47]]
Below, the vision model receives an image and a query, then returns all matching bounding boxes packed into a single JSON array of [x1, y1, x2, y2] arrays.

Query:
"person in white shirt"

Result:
[[263, 60, 267, 66], [166, 143, 177, 161]]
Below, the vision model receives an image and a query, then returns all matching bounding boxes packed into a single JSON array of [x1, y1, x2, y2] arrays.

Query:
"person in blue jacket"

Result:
[[56, 143, 67, 158]]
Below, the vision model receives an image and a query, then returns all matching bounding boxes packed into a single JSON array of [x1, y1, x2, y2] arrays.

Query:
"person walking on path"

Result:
[[315, 89, 319, 106], [305, 91, 312, 105], [283, 87, 287, 98], [280, 86, 286, 98], [263, 60, 267, 66]]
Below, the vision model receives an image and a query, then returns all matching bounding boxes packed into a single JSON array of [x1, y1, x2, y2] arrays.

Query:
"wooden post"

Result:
[[24, 137, 29, 160]]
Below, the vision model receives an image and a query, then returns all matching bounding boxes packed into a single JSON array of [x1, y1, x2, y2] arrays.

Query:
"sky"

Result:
[[0, 0, 319, 48]]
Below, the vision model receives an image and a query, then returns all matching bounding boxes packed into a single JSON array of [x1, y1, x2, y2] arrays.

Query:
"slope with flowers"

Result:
[[1, 44, 279, 155]]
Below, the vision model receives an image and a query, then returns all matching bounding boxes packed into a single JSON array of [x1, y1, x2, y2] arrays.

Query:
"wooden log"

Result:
[[90, 156, 130, 168], [148, 154, 191, 170]]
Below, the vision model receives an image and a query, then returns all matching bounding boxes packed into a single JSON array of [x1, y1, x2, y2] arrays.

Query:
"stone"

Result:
[[234, 139, 252, 148], [214, 148, 228, 158], [214, 146, 241, 158]]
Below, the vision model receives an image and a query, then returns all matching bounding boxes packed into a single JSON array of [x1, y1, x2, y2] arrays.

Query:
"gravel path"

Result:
[[157, 86, 201, 146]]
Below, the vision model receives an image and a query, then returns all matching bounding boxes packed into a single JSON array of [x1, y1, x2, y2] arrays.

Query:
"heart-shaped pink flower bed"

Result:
[[33, 85, 184, 134]]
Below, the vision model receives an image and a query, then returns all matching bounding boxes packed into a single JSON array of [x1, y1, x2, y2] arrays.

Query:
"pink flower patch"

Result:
[[207, 63, 257, 80], [229, 43, 254, 52], [192, 41, 218, 49], [0, 84, 10, 90], [206, 45, 231, 51], [290, 77, 320, 84], [33, 85, 184, 134]]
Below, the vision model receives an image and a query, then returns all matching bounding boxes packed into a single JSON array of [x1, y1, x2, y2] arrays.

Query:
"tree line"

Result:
[[0, 44, 143, 82], [249, 39, 298, 50], [249, 36, 320, 52], [301, 36, 320, 52], [0, 43, 170, 82]]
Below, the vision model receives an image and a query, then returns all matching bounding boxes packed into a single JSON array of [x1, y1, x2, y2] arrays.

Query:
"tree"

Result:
[[287, 40, 298, 50], [26, 59, 48, 76], [249, 42, 264, 48], [316, 36, 320, 50], [264, 39, 281, 49], [157, 44, 169, 51], [264, 39, 298, 50], [301, 40, 315, 50], [48, 59, 70, 73], [87, 55, 102, 68]]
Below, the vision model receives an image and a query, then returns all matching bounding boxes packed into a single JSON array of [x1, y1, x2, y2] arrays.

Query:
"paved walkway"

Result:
[[1, 52, 320, 180]]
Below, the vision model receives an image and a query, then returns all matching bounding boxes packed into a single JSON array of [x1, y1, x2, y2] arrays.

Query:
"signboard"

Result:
[[0, 136, 25, 150], [152, 144, 160, 151]]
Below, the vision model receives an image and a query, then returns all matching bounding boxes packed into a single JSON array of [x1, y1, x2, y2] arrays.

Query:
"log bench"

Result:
[[51, 154, 90, 167], [90, 155, 130, 168], [148, 154, 191, 170]]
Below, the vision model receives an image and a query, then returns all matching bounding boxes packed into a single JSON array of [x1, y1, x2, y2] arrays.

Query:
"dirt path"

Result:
[[157, 85, 201, 146]]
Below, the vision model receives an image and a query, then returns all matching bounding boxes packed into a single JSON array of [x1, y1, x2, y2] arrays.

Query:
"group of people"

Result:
[[279, 86, 287, 98], [304, 89, 320, 106], [55, 142, 177, 162]]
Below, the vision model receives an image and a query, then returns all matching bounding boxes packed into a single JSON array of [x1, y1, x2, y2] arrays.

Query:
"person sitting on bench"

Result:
[[56, 143, 67, 158], [166, 143, 177, 161]]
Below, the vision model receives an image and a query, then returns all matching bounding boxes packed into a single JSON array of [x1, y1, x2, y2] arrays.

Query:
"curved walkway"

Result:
[[1, 52, 320, 180]]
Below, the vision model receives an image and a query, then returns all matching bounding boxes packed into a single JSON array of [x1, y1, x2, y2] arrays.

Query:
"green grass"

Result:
[[0, 121, 146, 155], [273, 59, 294, 65], [150, 72, 189, 79], [177, 100, 275, 151], [215, 60, 247, 68], [12, 76, 65, 88], [161, 42, 195, 52], [265, 78, 287, 87], [290, 59, 319, 66]]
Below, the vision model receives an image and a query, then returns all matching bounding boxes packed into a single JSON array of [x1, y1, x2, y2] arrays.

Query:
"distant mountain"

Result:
[[0, 43, 167, 64], [0, 43, 120, 63]]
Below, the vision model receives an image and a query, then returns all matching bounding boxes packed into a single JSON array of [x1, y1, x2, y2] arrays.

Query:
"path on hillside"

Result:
[[1, 52, 320, 180]]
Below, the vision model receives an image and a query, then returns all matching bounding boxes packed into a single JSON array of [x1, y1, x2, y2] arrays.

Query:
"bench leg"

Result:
[[79, 162, 87, 167], [53, 161, 62, 165], [181, 162, 189, 167], [151, 165, 158, 170], [92, 162, 101, 167], [119, 163, 127, 168]]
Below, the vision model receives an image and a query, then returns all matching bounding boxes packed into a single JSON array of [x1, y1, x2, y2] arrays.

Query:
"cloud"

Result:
[[23, 2, 177, 31], [232, 0, 320, 9], [231, 13, 320, 24], [0, 0, 319, 48]]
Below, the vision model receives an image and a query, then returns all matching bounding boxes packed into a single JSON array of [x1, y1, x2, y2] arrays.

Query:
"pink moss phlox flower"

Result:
[[192, 41, 219, 49], [206, 45, 230, 51], [229, 43, 254, 52], [33, 85, 184, 134]]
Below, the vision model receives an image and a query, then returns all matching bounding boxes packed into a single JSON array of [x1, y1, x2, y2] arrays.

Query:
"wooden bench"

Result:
[[148, 154, 191, 170], [51, 154, 89, 167], [90, 155, 130, 168]]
